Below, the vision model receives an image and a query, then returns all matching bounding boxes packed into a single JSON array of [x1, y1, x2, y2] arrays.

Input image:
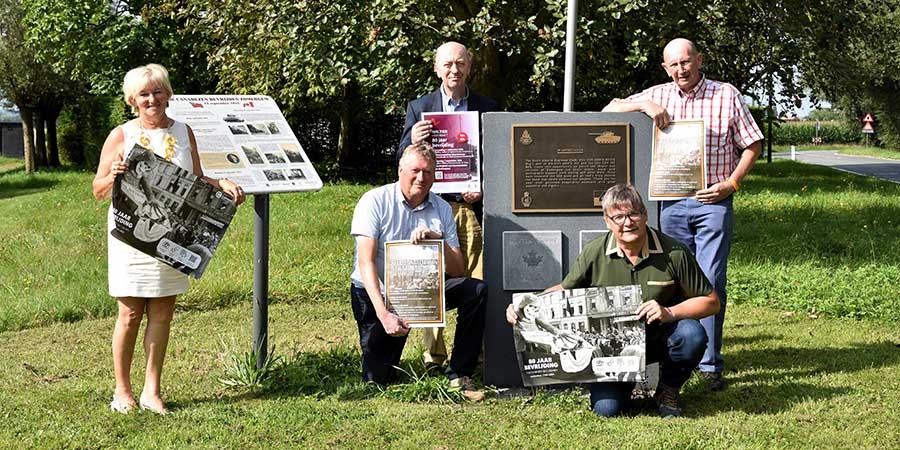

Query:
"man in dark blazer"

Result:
[[397, 41, 498, 371]]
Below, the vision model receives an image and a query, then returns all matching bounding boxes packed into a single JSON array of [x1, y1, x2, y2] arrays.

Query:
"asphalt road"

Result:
[[773, 150, 900, 184]]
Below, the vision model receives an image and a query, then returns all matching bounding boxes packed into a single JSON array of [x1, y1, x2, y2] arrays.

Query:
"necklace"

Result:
[[138, 120, 177, 161]]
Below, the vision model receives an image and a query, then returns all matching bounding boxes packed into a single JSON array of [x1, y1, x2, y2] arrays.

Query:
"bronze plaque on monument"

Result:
[[511, 123, 630, 213]]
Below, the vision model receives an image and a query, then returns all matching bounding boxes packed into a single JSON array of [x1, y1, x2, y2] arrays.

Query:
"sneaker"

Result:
[[449, 376, 485, 402], [700, 371, 726, 392], [653, 383, 683, 418]]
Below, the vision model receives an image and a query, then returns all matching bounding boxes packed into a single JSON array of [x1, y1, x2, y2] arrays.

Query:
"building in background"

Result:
[[1, 109, 24, 159]]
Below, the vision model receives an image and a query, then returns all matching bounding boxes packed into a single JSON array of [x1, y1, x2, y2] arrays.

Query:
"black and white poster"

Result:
[[111, 145, 237, 279], [511, 286, 646, 387]]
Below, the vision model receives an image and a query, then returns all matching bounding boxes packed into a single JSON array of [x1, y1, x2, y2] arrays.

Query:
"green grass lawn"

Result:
[[2, 159, 900, 448], [0, 156, 22, 175], [2, 302, 898, 448]]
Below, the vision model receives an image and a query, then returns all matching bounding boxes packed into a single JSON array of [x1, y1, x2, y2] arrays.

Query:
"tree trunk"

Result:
[[40, 96, 64, 167], [20, 107, 35, 174], [34, 109, 47, 167], [337, 81, 357, 167], [473, 44, 508, 107], [47, 116, 60, 166]]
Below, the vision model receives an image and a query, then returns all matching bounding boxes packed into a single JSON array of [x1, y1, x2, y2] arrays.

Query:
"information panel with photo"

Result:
[[422, 111, 480, 194], [649, 120, 707, 200], [384, 240, 445, 327], [511, 286, 646, 387], [167, 95, 322, 194], [111, 145, 237, 279]]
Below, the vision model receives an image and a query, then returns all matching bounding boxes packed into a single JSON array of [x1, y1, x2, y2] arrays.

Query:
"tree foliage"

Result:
[[17, 0, 222, 168], [12, 0, 900, 173], [0, 0, 87, 172], [798, 0, 900, 147]]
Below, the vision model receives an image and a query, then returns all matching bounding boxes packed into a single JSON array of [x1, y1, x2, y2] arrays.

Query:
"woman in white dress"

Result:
[[92, 64, 246, 414]]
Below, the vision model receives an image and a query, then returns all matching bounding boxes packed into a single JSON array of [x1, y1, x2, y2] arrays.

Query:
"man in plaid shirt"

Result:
[[603, 38, 763, 392]]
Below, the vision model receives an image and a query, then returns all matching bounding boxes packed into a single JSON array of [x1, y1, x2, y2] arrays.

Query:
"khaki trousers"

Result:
[[422, 201, 483, 365]]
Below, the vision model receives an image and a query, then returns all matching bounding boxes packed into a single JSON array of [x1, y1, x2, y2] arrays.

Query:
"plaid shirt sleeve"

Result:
[[730, 89, 764, 150]]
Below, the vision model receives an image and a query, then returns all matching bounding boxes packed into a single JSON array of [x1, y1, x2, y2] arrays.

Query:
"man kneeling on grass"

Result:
[[506, 184, 719, 417], [349, 143, 487, 401]]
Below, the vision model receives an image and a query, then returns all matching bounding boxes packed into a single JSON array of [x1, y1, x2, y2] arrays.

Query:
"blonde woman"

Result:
[[93, 64, 245, 414]]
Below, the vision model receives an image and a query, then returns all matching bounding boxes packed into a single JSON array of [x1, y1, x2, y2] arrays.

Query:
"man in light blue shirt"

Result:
[[350, 143, 487, 401]]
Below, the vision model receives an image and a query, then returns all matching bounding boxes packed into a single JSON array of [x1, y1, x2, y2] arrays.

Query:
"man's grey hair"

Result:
[[601, 184, 647, 215], [398, 143, 436, 169]]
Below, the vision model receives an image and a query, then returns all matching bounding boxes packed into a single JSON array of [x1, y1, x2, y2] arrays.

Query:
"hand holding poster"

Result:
[[384, 240, 446, 327], [111, 145, 237, 279], [422, 111, 480, 194], [649, 120, 707, 200], [511, 286, 646, 387]]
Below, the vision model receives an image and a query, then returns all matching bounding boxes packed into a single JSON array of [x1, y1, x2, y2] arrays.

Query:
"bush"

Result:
[[58, 95, 125, 168], [290, 113, 402, 183]]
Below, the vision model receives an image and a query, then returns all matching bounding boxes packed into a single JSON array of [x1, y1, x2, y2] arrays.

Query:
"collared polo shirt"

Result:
[[350, 182, 459, 290], [626, 77, 763, 185], [560, 227, 712, 306]]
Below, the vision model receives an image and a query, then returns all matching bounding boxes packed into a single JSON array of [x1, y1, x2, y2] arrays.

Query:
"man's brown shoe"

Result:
[[449, 376, 485, 402], [700, 371, 726, 392], [654, 383, 683, 418]]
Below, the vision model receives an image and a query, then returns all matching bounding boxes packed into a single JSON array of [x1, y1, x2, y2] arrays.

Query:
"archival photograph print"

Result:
[[241, 145, 265, 164], [110, 145, 237, 279], [384, 240, 445, 327], [511, 286, 646, 387], [649, 120, 707, 200], [422, 111, 480, 194]]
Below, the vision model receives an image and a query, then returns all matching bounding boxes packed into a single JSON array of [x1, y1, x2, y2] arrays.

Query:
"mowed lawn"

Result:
[[1, 158, 900, 448]]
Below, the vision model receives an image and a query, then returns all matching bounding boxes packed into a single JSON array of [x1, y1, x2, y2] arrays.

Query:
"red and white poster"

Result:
[[422, 111, 481, 194]]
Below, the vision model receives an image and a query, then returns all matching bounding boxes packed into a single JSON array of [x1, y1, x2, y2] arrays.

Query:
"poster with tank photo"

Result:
[[384, 240, 445, 327], [649, 120, 707, 200], [421, 111, 480, 194], [511, 286, 646, 387], [110, 145, 237, 279]]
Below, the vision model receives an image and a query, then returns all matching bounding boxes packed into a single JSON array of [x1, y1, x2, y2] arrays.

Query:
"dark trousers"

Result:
[[350, 277, 486, 384], [589, 318, 708, 417]]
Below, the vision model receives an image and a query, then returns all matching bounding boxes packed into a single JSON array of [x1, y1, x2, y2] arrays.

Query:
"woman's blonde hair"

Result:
[[122, 64, 174, 115]]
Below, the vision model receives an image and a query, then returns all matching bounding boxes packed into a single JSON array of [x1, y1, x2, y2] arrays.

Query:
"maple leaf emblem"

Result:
[[522, 251, 542, 267]]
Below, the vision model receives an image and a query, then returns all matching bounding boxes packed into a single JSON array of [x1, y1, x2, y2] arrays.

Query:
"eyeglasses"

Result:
[[606, 211, 643, 225]]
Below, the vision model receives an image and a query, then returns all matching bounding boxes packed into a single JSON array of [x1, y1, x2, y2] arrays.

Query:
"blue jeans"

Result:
[[661, 195, 733, 374], [350, 277, 486, 384], [590, 319, 708, 417]]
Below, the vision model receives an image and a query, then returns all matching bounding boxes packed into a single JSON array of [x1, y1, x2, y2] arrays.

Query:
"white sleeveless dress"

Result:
[[107, 120, 194, 297]]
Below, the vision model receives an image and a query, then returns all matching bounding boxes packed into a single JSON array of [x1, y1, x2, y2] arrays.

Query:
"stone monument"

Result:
[[481, 112, 656, 387]]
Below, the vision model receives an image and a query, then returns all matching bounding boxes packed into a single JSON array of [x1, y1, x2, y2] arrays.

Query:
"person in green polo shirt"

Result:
[[506, 184, 719, 418]]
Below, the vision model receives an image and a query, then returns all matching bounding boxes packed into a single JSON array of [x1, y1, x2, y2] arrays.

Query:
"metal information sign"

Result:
[[168, 95, 323, 194], [168, 95, 323, 367]]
